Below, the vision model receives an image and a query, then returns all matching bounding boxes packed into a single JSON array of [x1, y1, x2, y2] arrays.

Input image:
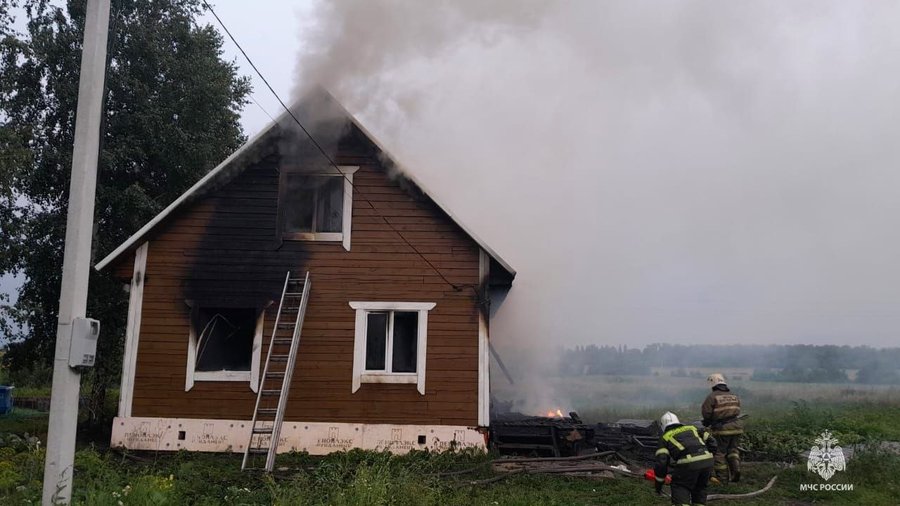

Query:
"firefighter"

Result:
[[701, 373, 743, 483], [653, 411, 717, 506]]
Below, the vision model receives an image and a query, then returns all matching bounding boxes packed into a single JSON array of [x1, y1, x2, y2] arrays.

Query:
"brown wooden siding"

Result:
[[128, 129, 482, 425]]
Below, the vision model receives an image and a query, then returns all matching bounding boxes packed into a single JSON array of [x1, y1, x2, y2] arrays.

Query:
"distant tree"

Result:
[[856, 359, 900, 385], [0, 0, 250, 423]]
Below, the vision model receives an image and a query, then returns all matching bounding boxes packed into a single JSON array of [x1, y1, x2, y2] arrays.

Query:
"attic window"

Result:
[[349, 302, 435, 395], [279, 167, 358, 251], [185, 305, 264, 392]]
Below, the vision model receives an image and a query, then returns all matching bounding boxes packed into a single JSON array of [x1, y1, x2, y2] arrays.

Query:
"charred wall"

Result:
[[128, 124, 484, 425]]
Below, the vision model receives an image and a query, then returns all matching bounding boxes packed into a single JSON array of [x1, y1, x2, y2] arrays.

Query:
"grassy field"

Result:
[[1, 376, 899, 504]]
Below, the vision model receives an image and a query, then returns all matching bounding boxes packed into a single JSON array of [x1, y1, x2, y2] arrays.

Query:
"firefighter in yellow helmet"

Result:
[[701, 373, 743, 483], [653, 411, 717, 506]]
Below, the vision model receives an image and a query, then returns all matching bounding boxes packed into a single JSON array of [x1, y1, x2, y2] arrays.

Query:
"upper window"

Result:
[[284, 175, 343, 234], [185, 305, 264, 391], [349, 302, 436, 395], [279, 167, 358, 251]]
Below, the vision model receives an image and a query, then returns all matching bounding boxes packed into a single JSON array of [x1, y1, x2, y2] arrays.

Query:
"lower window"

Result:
[[349, 302, 435, 395], [185, 304, 264, 391]]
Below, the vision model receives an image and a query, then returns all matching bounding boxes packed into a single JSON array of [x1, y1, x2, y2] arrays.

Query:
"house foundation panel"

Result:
[[111, 417, 485, 454]]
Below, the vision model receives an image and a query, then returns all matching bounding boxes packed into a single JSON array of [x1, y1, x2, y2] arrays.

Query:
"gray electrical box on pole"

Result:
[[68, 317, 101, 368], [41, 0, 111, 504]]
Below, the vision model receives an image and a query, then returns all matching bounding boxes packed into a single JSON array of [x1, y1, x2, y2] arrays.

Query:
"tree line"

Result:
[[557, 344, 900, 384], [0, 0, 250, 424]]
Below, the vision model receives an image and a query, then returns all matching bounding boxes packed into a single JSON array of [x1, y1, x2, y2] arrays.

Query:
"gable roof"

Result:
[[94, 92, 515, 282]]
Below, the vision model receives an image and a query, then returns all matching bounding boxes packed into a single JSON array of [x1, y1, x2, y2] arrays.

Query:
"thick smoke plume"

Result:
[[292, 0, 900, 358]]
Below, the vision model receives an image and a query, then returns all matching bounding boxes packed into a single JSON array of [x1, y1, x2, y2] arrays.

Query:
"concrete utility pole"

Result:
[[41, 0, 110, 504]]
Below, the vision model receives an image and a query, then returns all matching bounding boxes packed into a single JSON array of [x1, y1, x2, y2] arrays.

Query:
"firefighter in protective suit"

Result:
[[701, 373, 743, 483], [654, 412, 716, 505]]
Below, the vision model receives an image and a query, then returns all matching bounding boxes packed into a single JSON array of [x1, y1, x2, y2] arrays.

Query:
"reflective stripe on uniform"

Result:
[[674, 452, 713, 465], [656, 476, 665, 483], [656, 448, 670, 456], [662, 425, 698, 450]]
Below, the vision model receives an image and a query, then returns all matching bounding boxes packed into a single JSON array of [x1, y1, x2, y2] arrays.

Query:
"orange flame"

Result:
[[545, 408, 565, 417]]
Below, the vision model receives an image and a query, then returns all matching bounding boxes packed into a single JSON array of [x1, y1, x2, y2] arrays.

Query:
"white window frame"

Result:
[[184, 305, 265, 392], [279, 166, 358, 251], [349, 302, 435, 395]]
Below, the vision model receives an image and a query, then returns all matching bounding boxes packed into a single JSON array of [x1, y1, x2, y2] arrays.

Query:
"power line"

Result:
[[201, 0, 471, 292], [248, 94, 276, 124]]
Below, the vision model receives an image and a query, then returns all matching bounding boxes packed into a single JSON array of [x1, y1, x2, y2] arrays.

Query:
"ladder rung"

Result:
[[272, 338, 292, 345], [252, 427, 273, 434], [270, 355, 289, 362], [248, 448, 269, 454], [284, 291, 304, 296], [257, 408, 277, 415], [277, 322, 295, 329], [261, 390, 281, 396], [266, 371, 285, 378]]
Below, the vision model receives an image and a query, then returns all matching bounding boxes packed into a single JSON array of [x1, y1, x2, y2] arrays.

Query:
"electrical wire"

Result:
[[247, 94, 276, 124], [201, 0, 474, 292]]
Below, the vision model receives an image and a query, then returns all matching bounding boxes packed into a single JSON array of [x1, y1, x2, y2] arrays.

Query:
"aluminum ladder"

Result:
[[241, 271, 310, 471]]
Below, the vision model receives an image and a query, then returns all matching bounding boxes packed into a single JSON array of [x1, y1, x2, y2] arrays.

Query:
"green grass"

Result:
[[11, 386, 52, 398], [0, 443, 896, 505], [2, 377, 899, 504], [0, 408, 48, 439]]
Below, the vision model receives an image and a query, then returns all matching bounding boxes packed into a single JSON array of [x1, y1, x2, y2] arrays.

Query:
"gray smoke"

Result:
[[292, 0, 900, 350]]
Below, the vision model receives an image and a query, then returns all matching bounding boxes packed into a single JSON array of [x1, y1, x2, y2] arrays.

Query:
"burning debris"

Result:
[[489, 408, 662, 461]]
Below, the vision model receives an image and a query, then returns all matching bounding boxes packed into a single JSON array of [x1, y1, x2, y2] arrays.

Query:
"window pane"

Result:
[[365, 312, 388, 370], [391, 311, 418, 373], [316, 177, 344, 233], [195, 307, 256, 371], [283, 174, 316, 233]]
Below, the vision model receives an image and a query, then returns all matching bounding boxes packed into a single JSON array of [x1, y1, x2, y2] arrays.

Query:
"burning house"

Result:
[[95, 91, 515, 461]]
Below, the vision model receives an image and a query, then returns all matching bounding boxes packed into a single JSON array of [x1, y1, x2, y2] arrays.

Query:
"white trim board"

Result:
[[477, 249, 491, 427], [118, 242, 149, 418], [111, 416, 486, 455], [349, 301, 435, 395]]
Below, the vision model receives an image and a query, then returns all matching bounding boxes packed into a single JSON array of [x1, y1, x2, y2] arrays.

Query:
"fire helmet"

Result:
[[659, 411, 680, 430], [707, 373, 727, 388]]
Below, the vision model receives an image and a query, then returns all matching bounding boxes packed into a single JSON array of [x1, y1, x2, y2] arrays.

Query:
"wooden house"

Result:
[[95, 93, 515, 455]]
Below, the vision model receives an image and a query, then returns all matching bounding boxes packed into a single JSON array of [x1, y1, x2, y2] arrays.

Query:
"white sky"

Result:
[[5, 1, 900, 349], [199, 1, 313, 137]]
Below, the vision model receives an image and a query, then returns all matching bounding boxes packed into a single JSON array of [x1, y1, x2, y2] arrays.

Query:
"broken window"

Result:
[[282, 174, 344, 235], [349, 302, 435, 395], [364, 311, 418, 373], [194, 307, 257, 372], [185, 304, 264, 391]]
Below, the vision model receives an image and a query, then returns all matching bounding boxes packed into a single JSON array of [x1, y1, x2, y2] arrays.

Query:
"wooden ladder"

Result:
[[241, 271, 311, 471]]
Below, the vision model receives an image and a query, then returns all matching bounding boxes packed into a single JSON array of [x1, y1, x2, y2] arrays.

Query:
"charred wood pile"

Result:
[[489, 410, 660, 462], [490, 411, 595, 457]]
